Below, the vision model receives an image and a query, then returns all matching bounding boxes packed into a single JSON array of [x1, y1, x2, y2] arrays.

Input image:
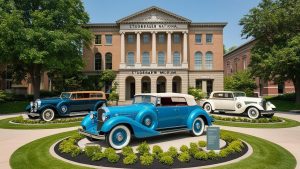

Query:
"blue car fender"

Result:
[[38, 104, 58, 114], [56, 101, 69, 115], [135, 109, 158, 130], [101, 116, 160, 138], [186, 108, 212, 130]]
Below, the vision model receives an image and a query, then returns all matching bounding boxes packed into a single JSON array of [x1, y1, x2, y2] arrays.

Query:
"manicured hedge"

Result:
[[213, 115, 282, 123], [12, 116, 83, 124]]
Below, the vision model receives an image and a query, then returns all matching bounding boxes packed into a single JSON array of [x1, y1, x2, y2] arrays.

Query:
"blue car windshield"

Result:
[[60, 92, 72, 99], [134, 95, 156, 105]]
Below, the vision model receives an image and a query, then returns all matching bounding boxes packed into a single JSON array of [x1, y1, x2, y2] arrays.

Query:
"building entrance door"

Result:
[[157, 76, 166, 93]]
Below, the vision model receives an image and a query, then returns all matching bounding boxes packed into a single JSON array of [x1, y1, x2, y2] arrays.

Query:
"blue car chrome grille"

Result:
[[97, 109, 105, 130]]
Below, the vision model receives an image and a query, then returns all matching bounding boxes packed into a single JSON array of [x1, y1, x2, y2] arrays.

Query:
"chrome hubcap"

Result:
[[116, 132, 123, 142], [145, 118, 151, 126], [196, 123, 200, 129]]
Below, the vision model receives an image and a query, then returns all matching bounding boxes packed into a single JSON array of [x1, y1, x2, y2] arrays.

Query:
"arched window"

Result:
[[105, 52, 112, 69], [142, 52, 150, 66], [127, 52, 134, 66], [194, 52, 202, 70], [95, 53, 101, 71], [173, 51, 181, 66], [205, 51, 213, 69], [158, 52, 165, 66]]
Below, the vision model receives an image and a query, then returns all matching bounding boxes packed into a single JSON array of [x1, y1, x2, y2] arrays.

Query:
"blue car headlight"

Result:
[[89, 112, 96, 119]]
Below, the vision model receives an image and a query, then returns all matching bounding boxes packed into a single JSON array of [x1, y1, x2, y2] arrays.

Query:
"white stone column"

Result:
[[151, 77, 157, 93], [183, 31, 188, 64], [136, 31, 141, 64], [151, 31, 156, 64], [167, 31, 172, 65], [120, 31, 125, 64]]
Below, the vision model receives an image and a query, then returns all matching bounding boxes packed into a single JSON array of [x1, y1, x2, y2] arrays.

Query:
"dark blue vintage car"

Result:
[[26, 91, 107, 121], [79, 93, 214, 149]]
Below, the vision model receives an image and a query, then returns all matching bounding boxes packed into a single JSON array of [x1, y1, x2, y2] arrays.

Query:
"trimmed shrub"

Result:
[[207, 150, 218, 160], [121, 146, 134, 156], [159, 155, 174, 166], [228, 140, 244, 152], [152, 145, 163, 159], [180, 145, 189, 152], [198, 141, 207, 148], [70, 146, 81, 157], [167, 146, 178, 158], [140, 154, 154, 166], [220, 132, 237, 143], [84, 146, 101, 158], [103, 148, 116, 158], [194, 151, 208, 160], [219, 149, 230, 158], [107, 153, 120, 163], [178, 152, 191, 163], [123, 153, 137, 165], [91, 152, 105, 161], [190, 142, 198, 149], [137, 141, 150, 155]]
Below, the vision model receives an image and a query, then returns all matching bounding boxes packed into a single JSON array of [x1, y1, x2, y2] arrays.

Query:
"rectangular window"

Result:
[[128, 34, 135, 43], [158, 34, 165, 43], [195, 80, 202, 89], [143, 34, 150, 43], [173, 34, 180, 43], [206, 34, 213, 43], [95, 35, 101, 45], [195, 34, 202, 44], [243, 57, 247, 69], [105, 35, 112, 45]]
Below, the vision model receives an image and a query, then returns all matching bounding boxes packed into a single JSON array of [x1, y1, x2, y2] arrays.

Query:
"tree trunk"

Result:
[[295, 77, 300, 104], [30, 65, 41, 100]]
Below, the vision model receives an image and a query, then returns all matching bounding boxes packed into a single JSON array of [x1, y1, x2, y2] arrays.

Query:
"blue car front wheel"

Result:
[[191, 117, 205, 136], [106, 125, 131, 149]]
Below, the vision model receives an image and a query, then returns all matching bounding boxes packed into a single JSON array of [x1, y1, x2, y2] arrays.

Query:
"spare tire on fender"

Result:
[[135, 111, 158, 130]]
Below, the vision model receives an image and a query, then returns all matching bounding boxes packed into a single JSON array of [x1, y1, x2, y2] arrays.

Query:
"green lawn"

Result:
[[214, 117, 300, 128], [269, 100, 300, 112], [10, 130, 296, 169], [0, 101, 28, 114], [0, 117, 80, 129]]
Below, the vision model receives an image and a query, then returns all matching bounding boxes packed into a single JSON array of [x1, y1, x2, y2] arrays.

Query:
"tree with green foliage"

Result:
[[224, 70, 257, 96], [0, 0, 91, 99], [240, 0, 300, 103], [188, 87, 205, 100], [99, 70, 116, 92]]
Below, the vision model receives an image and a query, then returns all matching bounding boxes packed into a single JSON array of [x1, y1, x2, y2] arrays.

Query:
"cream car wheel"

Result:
[[204, 103, 213, 114], [247, 107, 260, 119], [41, 108, 55, 121]]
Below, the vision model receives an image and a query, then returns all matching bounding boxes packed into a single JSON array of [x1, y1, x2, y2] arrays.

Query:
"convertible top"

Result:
[[136, 93, 197, 106]]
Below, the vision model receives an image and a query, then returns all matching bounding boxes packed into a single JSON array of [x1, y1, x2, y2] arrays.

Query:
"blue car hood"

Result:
[[39, 97, 66, 104], [104, 103, 154, 117]]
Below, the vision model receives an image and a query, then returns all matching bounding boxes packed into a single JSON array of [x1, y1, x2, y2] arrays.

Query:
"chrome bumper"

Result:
[[261, 110, 275, 115], [78, 128, 105, 139]]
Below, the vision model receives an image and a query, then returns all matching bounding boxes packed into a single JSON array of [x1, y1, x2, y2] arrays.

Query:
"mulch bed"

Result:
[[54, 141, 248, 169]]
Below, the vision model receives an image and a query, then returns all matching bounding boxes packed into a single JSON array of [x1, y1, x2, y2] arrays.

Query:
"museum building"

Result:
[[83, 6, 227, 101]]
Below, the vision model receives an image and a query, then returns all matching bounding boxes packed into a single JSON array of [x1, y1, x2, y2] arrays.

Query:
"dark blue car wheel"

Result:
[[191, 117, 205, 136], [106, 125, 131, 149]]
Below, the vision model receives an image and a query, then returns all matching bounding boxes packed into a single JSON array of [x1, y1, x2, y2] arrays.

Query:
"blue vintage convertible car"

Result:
[[79, 93, 214, 149], [26, 91, 107, 121]]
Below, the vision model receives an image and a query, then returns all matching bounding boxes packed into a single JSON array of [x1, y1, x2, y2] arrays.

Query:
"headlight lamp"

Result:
[[89, 112, 95, 119]]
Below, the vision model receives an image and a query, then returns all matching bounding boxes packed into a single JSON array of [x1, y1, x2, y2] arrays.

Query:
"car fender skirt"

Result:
[[135, 110, 158, 130], [246, 104, 264, 111], [101, 116, 160, 138], [187, 109, 212, 129]]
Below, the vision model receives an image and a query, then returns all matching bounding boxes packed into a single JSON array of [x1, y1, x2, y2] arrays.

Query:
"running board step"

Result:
[[68, 112, 89, 116], [159, 128, 190, 135]]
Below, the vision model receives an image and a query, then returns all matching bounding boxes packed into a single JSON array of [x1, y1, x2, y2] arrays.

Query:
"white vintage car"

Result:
[[199, 91, 276, 119]]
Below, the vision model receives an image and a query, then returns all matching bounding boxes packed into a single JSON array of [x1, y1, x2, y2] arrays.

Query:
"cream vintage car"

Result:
[[199, 91, 276, 119]]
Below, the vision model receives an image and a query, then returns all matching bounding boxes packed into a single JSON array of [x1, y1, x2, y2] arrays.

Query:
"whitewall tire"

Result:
[[41, 108, 55, 121], [106, 125, 131, 150], [191, 117, 205, 136], [203, 103, 213, 114], [247, 107, 260, 119]]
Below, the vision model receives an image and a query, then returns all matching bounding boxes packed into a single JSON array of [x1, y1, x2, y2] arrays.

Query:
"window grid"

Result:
[[143, 34, 150, 43], [105, 35, 112, 45], [194, 52, 202, 70], [158, 34, 165, 43], [105, 53, 112, 69], [95, 53, 101, 70], [206, 34, 213, 43], [142, 52, 150, 66], [95, 35, 101, 45], [128, 34, 135, 43], [205, 52, 213, 69], [158, 52, 165, 66], [173, 34, 180, 43], [195, 34, 202, 44], [173, 52, 181, 66], [127, 52, 134, 66]]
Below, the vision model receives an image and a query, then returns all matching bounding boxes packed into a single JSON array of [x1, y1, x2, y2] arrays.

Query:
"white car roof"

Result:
[[135, 93, 197, 106]]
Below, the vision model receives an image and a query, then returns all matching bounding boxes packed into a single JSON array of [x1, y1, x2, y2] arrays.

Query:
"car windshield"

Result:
[[233, 92, 246, 97], [60, 92, 72, 98], [133, 95, 157, 105]]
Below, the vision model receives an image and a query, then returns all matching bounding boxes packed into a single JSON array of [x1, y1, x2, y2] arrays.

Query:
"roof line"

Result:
[[223, 38, 256, 57], [116, 6, 191, 23]]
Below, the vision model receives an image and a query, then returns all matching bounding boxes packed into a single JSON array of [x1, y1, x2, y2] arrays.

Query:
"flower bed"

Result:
[[10, 116, 83, 125], [212, 115, 283, 123], [54, 131, 248, 168]]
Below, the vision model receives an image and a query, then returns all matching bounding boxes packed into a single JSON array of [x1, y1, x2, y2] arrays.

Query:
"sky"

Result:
[[82, 0, 261, 48]]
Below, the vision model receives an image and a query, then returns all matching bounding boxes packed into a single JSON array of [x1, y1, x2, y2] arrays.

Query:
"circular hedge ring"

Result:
[[41, 109, 56, 121], [191, 117, 205, 136], [106, 125, 131, 150]]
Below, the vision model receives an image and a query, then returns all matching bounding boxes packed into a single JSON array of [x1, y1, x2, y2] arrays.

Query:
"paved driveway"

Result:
[[0, 112, 299, 169]]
